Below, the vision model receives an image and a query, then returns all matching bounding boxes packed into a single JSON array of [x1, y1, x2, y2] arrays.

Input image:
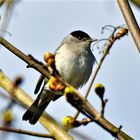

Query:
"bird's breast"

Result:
[[55, 44, 95, 88]]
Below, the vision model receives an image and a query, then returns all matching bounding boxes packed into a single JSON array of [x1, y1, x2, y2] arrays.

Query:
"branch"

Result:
[[117, 0, 140, 53], [65, 89, 133, 140], [0, 127, 54, 139], [0, 36, 133, 139], [0, 70, 75, 140]]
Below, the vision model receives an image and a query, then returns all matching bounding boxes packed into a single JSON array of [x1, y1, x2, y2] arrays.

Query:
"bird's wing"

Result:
[[34, 74, 45, 94]]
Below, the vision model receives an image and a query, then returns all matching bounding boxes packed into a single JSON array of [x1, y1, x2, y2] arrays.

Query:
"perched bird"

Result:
[[22, 30, 97, 124]]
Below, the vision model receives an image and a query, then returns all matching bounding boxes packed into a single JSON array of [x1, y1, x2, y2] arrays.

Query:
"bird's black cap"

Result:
[[70, 30, 91, 40]]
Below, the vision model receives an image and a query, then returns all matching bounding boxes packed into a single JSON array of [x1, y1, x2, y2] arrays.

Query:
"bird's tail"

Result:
[[22, 91, 53, 124]]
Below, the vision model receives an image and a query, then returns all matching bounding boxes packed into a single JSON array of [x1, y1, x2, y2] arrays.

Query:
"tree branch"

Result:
[[0, 127, 54, 139], [117, 0, 140, 53]]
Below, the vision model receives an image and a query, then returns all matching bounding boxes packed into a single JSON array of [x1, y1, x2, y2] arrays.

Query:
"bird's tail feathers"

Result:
[[22, 93, 52, 124]]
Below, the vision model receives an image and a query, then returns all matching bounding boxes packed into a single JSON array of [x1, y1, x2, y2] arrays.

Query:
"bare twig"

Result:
[[0, 127, 54, 139], [117, 0, 140, 52], [100, 98, 108, 116]]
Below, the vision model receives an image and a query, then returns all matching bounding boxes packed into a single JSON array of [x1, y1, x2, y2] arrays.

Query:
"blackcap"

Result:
[[22, 30, 97, 124]]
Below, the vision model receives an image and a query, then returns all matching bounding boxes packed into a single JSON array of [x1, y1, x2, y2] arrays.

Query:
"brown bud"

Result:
[[44, 52, 54, 63], [14, 76, 23, 86], [49, 77, 65, 91], [115, 27, 128, 39], [47, 58, 55, 66]]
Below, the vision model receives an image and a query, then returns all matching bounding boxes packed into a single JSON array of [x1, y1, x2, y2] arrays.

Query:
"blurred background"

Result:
[[0, 0, 140, 140]]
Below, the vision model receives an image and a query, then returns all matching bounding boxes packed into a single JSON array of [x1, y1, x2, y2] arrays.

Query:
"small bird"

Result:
[[22, 30, 97, 124]]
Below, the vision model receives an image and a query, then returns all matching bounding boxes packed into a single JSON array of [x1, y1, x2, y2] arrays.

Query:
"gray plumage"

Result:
[[22, 30, 96, 124]]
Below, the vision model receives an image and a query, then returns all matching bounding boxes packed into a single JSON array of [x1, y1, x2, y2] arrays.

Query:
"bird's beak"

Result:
[[90, 38, 98, 42]]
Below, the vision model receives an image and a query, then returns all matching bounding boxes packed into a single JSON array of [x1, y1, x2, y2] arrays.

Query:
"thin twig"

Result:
[[117, 0, 140, 52], [100, 99, 108, 116], [0, 127, 54, 139]]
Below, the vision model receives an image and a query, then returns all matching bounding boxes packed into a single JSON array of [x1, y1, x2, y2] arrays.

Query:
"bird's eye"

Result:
[[78, 36, 82, 40], [82, 37, 88, 41]]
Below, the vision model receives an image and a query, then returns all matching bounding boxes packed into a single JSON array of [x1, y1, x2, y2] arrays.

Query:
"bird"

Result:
[[22, 30, 97, 124]]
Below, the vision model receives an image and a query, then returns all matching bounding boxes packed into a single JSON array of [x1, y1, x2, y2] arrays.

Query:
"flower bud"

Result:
[[49, 77, 65, 91], [2, 109, 13, 126], [115, 27, 128, 39], [62, 116, 74, 130], [14, 76, 23, 86], [94, 83, 105, 99], [44, 52, 54, 64]]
